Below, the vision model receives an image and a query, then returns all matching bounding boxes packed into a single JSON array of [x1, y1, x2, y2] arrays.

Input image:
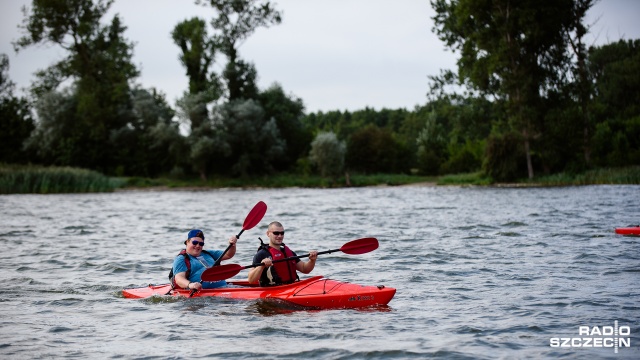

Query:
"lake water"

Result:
[[1, 185, 638, 359]]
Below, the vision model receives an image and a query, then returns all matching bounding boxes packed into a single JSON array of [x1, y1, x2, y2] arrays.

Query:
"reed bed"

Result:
[[531, 166, 640, 186], [0, 164, 124, 194]]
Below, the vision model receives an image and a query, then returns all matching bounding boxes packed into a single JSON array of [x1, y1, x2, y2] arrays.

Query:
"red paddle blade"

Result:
[[242, 201, 267, 231], [201, 264, 243, 282], [340, 237, 379, 255]]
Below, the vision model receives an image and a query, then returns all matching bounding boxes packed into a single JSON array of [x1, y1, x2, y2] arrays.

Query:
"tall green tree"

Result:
[[172, 1, 284, 178], [14, 0, 139, 173], [564, 0, 595, 165], [172, 17, 218, 95], [0, 54, 34, 164], [197, 0, 282, 100], [588, 40, 640, 121], [172, 17, 222, 129], [588, 39, 640, 166], [432, 0, 576, 179]]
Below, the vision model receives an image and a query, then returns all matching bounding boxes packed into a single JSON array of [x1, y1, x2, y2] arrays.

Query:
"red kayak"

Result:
[[122, 275, 396, 310], [615, 226, 640, 235]]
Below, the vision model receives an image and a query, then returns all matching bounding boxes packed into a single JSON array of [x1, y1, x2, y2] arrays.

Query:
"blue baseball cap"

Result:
[[187, 229, 205, 240]]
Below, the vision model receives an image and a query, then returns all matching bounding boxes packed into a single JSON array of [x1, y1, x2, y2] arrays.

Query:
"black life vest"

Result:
[[168, 249, 215, 289]]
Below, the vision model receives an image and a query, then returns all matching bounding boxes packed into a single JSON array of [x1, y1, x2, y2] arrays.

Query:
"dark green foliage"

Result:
[[532, 90, 581, 174], [309, 132, 346, 178], [301, 107, 410, 141], [0, 96, 34, 163], [15, 0, 139, 174], [172, 17, 219, 96], [625, 117, 640, 165], [0, 54, 34, 164], [201, 0, 281, 101], [415, 110, 447, 175], [3, 0, 637, 187], [258, 84, 312, 171], [589, 40, 640, 120], [565, 1, 596, 166], [224, 58, 259, 101], [301, 110, 344, 135], [346, 125, 410, 174], [586, 40, 640, 168], [25, 90, 81, 166], [205, 99, 286, 177], [441, 140, 484, 174], [591, 117, 640, 167], [204, 0, 282, 51], [417, 150, 442, 176], [171, 17, 222, 128], [483, 132, 526, 182], [432, 0, 577, 178], [113, 88, 184, 177], [170, 0, 285, 180]]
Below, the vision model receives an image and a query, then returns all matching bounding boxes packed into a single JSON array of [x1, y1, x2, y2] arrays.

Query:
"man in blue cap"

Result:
[[171, 229, 237, 290]]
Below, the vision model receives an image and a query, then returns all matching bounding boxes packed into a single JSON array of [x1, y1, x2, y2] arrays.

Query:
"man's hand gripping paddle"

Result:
[[213, 201, 267, 267]]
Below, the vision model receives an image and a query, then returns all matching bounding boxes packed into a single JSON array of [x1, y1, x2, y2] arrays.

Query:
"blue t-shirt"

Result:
[[172, 249, 227, 289]]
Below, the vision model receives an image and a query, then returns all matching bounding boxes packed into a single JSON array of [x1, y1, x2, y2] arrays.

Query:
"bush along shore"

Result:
[[0, 164, 124, 194], [437, 166, 640, 187], [1, 165, 638, 194]]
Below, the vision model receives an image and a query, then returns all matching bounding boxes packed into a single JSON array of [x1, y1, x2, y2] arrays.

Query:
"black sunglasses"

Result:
[[272, 231, 285, 236], [191, 240, 205, 246]]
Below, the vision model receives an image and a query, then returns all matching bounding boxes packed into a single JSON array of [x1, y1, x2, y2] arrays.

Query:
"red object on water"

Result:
[[123, 276, 396, 310], [615, 226, 640, 235]]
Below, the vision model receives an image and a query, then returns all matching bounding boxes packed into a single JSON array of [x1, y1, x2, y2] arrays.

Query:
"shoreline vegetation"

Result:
[[1, 164, 639, 194], [0, 164, 124, 194]]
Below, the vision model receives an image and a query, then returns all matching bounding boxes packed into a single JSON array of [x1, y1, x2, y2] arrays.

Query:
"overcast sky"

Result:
[[2, 0, 640, 113]]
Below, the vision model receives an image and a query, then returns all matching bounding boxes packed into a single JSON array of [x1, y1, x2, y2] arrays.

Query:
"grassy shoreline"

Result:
[[120, 173, 439, 190], [118, 166, 640, 190], [2, 164, 639, 194], [0, 164, 124, 194]]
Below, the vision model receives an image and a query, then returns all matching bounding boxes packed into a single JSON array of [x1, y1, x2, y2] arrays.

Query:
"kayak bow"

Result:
[[615, 226, 640, 236], [123, 276, 396, 310]]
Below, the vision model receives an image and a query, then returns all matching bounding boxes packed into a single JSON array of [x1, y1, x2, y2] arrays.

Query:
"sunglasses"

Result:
[[271, 231, 285, 236], [191, 240, 205, 246]]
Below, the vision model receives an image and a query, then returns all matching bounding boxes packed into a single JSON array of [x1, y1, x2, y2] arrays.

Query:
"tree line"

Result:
[[1, 0, 638, 183]]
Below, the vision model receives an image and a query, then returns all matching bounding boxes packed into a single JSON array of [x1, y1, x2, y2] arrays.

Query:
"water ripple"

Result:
[[0, 185, 639, 358]]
